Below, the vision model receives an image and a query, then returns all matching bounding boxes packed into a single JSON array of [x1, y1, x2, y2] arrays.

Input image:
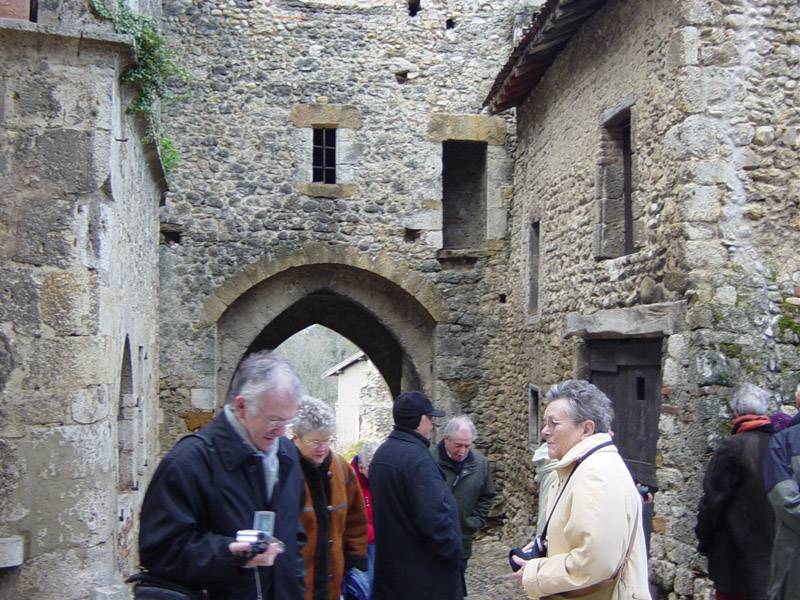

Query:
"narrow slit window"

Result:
[[529, 221, 540, 314], [313, 128, 336, 184]]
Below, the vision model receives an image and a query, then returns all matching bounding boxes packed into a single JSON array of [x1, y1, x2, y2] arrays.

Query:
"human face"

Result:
[[541, 398, 593, 460], [234, 387, 297, 452], [443, 427, 473, 462], [416, 414, 435, 440], [294, 430, 336, 465]]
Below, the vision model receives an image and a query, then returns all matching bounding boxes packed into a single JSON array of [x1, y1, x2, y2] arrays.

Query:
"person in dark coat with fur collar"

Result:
[[370, 391, 464, 600], [290, 396, 368, 600], [696, 383, 776, 600]]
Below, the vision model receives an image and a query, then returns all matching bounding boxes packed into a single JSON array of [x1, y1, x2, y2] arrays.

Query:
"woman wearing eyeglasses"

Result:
[[291, 396, 369, 600]]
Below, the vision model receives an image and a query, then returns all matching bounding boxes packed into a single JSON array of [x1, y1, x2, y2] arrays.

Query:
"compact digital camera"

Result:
[[235, 529, 284, 563], [508, 536, 547, 571]]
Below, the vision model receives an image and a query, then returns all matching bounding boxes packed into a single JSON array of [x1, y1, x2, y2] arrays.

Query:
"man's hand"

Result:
[[228, 541, 284, 567]]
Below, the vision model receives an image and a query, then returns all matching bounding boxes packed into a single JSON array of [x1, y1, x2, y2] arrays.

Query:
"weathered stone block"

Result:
[[190, 387, 216, 410], [0, 267, 40, 334], [12, 196, 76, 268], [0, 535, 24, 567], [41, 270, 99, 335], [403, 209, 441, 231], [25, 129, 97, 193], [427, 113, 507, 145], [24, 336, 112, 390], [294, 183, 357, 199], [289, 104, 362, 129], [564, 301, 687, 339]]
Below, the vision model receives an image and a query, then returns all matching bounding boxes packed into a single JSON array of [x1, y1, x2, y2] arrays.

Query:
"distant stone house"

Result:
[[485, 0, 799, 597], [322, 351, 393, 448]]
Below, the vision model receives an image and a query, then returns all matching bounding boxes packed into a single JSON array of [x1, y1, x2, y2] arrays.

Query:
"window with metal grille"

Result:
[[313, 128, 336, 184]]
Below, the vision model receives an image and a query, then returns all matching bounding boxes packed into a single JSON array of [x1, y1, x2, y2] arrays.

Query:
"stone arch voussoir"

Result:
[[196, 243, 450, 328]]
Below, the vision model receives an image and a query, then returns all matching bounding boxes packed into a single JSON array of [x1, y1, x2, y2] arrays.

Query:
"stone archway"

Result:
[[207, 248, 447, 404]]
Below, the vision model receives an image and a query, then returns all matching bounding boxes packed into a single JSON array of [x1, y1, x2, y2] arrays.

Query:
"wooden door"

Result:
[[587, 338, 662, 547]]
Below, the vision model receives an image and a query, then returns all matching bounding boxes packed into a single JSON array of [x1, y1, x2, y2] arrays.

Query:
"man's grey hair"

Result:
[[729, 383, 770, 416], [291, 396, 336, 438], [443, 415, 477, 439], [226, 351, 303, 415], [544, 379, 614, 433], [357, 440, 381, 468]]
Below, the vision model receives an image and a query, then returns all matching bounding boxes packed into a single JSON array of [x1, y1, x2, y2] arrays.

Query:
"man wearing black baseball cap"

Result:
[[369, 391, 464, 600]]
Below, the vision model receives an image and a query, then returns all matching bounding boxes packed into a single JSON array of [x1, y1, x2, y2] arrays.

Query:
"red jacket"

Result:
[[351, 455, 374, 544]]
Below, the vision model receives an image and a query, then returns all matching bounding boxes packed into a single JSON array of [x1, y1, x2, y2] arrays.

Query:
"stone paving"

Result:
[[466, 534, 523, 600]]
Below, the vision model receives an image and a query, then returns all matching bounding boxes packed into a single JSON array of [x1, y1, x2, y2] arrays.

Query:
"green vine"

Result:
[[778, 302, 800, 339], [89, 0, 187, 174]]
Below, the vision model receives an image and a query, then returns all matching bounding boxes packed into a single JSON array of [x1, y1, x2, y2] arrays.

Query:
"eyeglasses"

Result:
[[542, 418, 579, 431], [301, 437, 336, 449], [266, 417, 294, 429]]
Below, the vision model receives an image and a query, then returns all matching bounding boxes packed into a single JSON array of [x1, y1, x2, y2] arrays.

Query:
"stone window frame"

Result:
[[594, 95, 643, 260], [426, 113, 512, 258], [290, 104, 361, 199]]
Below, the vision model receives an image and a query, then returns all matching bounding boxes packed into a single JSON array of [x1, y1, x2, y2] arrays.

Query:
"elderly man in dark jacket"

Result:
[[370, 391, 463, 600], [433, 415, 496, 571], [138, 351, 307, 600], [696, 383, 775, 600]]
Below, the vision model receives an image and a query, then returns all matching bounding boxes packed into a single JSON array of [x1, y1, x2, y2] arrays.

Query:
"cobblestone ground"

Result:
[[466, 534, 523, 600]]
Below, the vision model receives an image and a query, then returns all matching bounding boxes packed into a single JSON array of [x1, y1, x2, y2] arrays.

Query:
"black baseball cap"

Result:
[[393, 391, 445, 427]]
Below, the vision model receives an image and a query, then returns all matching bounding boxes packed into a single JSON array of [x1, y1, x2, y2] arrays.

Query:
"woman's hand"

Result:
[[510, 555, 528, 582]]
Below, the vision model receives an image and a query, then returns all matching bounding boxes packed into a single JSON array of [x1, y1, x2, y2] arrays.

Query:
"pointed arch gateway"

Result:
[[203, 246, 449, 403]]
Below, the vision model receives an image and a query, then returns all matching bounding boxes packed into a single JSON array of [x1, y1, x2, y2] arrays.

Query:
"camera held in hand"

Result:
[[508, 535, 547, 571], [236, 529, 284, 564]]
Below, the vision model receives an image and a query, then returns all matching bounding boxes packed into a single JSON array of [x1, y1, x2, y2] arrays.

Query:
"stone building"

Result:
[[322, 350, 392, 447], [0, 1, 165, 597], [485, 0, 800, 597], [156, 0, 522, 503], [1, 0, 799, 598]]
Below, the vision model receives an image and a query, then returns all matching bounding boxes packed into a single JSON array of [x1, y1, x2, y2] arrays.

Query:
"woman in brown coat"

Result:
[[291, 396, 368, 600]]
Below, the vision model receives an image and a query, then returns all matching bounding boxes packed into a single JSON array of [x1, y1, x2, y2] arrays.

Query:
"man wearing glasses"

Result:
[[138, 351, 307, 600], [369, 391, 464, 600]]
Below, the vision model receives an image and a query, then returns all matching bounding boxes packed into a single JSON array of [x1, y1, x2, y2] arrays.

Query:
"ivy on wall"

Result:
[[90, 0, 186, 174]]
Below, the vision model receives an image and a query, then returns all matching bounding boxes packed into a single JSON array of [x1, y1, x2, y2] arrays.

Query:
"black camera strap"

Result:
[[539, 439, 615, 541]]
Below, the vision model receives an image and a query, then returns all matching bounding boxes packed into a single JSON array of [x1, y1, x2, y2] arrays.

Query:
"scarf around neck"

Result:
[[732, 413, 772, 434]]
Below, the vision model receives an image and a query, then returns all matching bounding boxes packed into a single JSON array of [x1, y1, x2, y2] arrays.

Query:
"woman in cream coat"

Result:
[[512, 380, 651, 600]]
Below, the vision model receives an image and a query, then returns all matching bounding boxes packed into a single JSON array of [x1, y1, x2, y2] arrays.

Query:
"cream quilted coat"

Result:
[[522, 433, 651, 600]]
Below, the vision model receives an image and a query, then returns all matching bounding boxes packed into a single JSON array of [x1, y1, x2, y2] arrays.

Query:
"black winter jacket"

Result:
[[370, 428, 463, 600], [138, 413, 306, 600], [696, 423, 774, 598]]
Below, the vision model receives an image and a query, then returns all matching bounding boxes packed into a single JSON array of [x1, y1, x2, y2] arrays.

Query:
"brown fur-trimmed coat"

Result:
[[299, 451, 368, 600]]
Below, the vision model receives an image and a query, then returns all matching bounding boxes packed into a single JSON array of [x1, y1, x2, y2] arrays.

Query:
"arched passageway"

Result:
[[214, 262, 442, 403]]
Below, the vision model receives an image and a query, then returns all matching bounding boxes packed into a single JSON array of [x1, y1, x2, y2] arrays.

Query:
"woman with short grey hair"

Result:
[[290, 397, 368, 600], [512, 379, 651, 599], [696, 383, 776, 599]]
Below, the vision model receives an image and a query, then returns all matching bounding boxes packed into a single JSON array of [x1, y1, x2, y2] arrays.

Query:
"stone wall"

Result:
[[157, 0, 520, 464], [0, 15, 163, 599], [495, 0, 800, 598]]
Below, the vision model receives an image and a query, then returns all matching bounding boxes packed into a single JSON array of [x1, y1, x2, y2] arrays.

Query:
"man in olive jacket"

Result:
[[433, 415, 496, 570], [370, 391, 464, 600]]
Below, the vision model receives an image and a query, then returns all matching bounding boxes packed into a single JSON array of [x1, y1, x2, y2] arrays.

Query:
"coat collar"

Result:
[[204, 412, 294, 471], [554, 432, 616, 470], [388, 427, 431, 448]]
